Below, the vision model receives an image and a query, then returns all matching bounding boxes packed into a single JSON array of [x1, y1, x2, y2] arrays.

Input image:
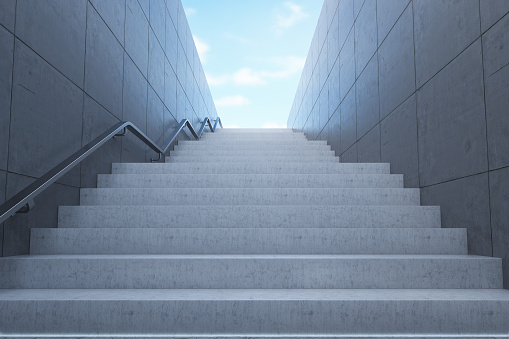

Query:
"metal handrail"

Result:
[[0, 117, 222, 224]]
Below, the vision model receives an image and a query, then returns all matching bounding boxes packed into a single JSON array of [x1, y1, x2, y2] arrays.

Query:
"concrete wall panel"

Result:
[[378, 4, 415, 119], [339, 31, 355, 101], [0, 0, 16, 33], [4, 172, 80, 256], [489, 167, 509, 288], [125, 0, 148, 77], [288, 0, 507, 279], [355, 54, 379, 138], [338, 0, 354, 50], [138, 0, 149, 19], [327, 8, 339, 72], [482, 14, 509, 170], [357, 125, 380, 163], [421, 173, 492, 257], [89, 0, 125, 46], [413, 0, 480, 87], [354, 0, 377, 77], [328, 61, 340, 119], [16, 0, 87, 87], [416, 41, 487, 186], [165, 10, 178, 72], [9, 42, 83, 187], [377, 0, 410, 45], [149, 0, 165, 46], [480, 0, 509, 33], [148, 29, 165, 99], [341, 143, 357, 163], [80, 95, 122, 188], [0, 0, 217, 256], [85, 5, 124, 120], [340, 87, 356, 154], [0, 26, 13, 171], [164, 60, 177, 117], [381, 95, 419, 188]]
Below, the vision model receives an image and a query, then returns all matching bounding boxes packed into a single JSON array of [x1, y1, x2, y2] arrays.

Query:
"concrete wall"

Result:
[[287, 0, 509, 287], [0, 0, 217, 256]]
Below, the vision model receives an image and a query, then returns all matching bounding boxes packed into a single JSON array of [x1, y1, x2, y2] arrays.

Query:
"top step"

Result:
[[212, 128, 294, 133]]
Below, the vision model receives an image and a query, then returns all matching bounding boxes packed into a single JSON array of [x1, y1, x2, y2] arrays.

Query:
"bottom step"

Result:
[[1, 289, 509, 335]]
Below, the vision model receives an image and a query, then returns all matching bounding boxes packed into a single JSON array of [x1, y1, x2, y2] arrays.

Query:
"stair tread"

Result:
[[2, 288, 509, 301], [5, 254, 493, 260]]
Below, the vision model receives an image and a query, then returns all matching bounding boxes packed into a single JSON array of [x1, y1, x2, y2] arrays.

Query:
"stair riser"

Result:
[[169, 150, 336, 156], [79, 188, 421, 206], [96, 174, 404, 189], [178, 140, 328, 145], [111, 163, 391, 175], [165, 156, 339, 163], [198, 137, 308, 142], [1, 298, 507, 334], [0, 257, 501, 289], [30, 228, 468, 255], [174, 144, 332, 151], [58, 205, 441, 229]]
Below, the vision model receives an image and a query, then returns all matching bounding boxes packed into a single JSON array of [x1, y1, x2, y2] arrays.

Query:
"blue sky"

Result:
[[181, 0, 323, 128]]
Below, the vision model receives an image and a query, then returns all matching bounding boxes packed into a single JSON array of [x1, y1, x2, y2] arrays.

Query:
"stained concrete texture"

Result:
[[287, 0, 509, 279]]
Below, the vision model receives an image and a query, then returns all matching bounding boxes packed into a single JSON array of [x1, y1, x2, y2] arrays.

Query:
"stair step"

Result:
[[169, 149, 336, 156], [177, 139, 328, 146], [79, 188, 421, 206], [0, 255, 501, 289], [97, 173, 404, 188], [165, 156, 338, 163], [31, 227, 467, 255], [198, 136, 307, 142], [58, 205, 441, 229], [112, 162, 391, 174], [1, 289, 508, 335], [213, 128, 294, 133], [174, 143, 332, 151]]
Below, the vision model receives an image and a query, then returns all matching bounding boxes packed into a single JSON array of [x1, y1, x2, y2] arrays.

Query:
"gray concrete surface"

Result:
[[79, 187, 421, 206], [0, 0, 217, 256], [0, 254, 501, 289], [1, 289, 509, 334], [1, 128, 508, 335], [287, 0, 509, 287], [96, 173, 404, 188], [31, 227, 466, 255], [112, 162, 391, 174], [58, 205, 442, 229]]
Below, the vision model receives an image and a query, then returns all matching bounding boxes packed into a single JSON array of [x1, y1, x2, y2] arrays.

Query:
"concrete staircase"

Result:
[[1, 128, 509, 337]]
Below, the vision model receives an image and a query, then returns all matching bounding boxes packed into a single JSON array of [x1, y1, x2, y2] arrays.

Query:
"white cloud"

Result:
[[262, 122, 287, 129], [185, 7, 196, 16], [274, 2, 308, 35], [214, 95, 251, 107], [193, 36, 209, 63], [206, 56, 305, 87], [233, 68, 266, 86], [261, 56, 305, 79]]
